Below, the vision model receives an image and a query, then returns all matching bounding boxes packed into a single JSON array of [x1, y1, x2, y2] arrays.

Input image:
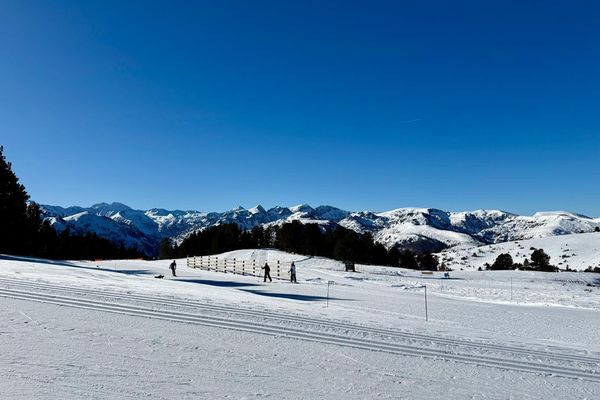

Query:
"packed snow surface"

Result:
[[1, 250, 599, 399]]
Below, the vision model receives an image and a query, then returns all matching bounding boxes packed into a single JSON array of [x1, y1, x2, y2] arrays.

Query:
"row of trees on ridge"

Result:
[[159, 221, 441, 270]]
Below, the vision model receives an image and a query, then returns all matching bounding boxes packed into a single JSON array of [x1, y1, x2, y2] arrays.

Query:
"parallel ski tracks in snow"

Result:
[[0, 277, 596, 365], [0, 278, 598, 382]]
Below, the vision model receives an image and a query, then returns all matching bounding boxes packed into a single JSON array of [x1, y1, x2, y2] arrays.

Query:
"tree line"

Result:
[[160, 220, 441, 270], [487, 248, 557, 272], [0, 146, 145, 260]]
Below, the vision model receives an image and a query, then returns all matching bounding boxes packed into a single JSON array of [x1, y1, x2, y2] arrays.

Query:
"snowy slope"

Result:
[[40, 203, 600, 256], [437, 232, 600, 271], [0, 251, 599, 398]]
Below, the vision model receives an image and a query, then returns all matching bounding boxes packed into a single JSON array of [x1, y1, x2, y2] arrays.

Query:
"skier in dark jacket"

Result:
[[169, 260, 177, 277], [289, 262, 297, 283], [262, 262, 272, 282]]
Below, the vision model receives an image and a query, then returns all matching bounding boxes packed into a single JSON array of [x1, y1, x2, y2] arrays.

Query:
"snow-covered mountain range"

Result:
[[40, 202, 600, 257]]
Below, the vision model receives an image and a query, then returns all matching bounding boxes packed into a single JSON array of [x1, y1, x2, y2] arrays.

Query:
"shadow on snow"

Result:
[[0, 254, 155, 276], [239, 289, 348, 302], [174, 279, 261, 288]]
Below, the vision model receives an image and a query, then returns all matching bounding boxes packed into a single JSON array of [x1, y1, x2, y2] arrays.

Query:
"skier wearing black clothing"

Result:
[[289, 262, 297, 283], [262, 262, 272, 282], [169, 260, 177, 277]]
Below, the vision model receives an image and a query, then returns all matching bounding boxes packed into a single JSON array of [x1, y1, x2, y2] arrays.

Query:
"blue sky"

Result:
[[1, 0, 599, 215]]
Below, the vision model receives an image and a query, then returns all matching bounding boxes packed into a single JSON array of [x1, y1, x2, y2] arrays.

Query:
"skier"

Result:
[[289, 262, 297, 283], [262, 262, 272, 282], [169, 260, 177, 277]]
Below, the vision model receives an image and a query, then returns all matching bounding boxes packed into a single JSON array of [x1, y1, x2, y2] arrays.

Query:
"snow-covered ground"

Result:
[[1, 250, 599, 399], [438, 232, 600, 271]]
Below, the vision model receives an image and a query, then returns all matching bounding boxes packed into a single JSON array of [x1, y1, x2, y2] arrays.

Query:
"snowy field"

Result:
[[438, 232, 600, 272], [1, 249, 599, 399]]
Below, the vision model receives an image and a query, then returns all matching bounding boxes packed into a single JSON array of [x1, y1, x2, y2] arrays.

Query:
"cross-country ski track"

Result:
[[1, 277, 598, 383]]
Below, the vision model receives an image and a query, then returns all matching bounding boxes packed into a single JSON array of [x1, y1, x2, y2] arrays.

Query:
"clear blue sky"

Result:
[[1, 1, 599, 215]]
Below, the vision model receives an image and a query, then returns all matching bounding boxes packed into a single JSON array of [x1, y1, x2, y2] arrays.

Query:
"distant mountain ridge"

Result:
[[41, 202, 600, 256]]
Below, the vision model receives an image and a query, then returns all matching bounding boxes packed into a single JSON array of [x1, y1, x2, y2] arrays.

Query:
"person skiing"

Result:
[[289, 262, 297, 283], [262, 262, 272, 282], [169, 260, 177, 277]]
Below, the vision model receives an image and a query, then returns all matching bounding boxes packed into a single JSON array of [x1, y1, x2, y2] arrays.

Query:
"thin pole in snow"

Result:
[[510, 277, 513, 301], [424, 285, 428, 322], [326, 281, 332, 308]]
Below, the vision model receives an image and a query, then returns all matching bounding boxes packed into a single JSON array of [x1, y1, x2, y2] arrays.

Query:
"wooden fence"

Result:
[[186, 256, 290, 280]]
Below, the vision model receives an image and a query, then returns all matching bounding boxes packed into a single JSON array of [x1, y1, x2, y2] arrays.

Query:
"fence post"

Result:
[[424, 285, 428, 322], [277, 260, 280, 279], [253, 260, 256, 276]]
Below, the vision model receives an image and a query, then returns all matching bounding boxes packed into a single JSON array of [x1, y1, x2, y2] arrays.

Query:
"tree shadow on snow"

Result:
[[239, 289, 348, 302], [416, 276, 465, 281], [0, 254, 155, 276], [0, 254, 81, 268], [174, 279, 260, 288]]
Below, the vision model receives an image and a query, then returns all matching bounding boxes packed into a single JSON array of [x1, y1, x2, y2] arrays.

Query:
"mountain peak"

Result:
[[532, 211, 592, 220], [91, 202, 132, 214], [290, 204, 314, 213], [40, 202, 600, 259], [249, 205, 266, 214]]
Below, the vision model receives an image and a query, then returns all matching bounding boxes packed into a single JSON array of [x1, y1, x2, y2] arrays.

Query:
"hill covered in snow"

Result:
[[40, 202, 600, 258], [437, 232, 600, 272]]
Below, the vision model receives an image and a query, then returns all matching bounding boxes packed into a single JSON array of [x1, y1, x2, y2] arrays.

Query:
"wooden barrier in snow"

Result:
[[186, 256, 290, 280]]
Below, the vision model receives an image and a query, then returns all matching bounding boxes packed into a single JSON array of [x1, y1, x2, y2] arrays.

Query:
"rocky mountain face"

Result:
[[41, 203, 600, 256]]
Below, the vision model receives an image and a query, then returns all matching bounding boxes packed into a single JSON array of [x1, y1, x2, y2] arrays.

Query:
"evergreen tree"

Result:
[[417, 253, 439, 271], [371, 243, 389, 265], [333, 231, 358, 262], [387, 247, 401, 267], [399, 250, 419, 269], [159, 238, 174, 259], [490, 253, 514, 270], [0, 146, 32, 254], [530, 248, 555, 272]]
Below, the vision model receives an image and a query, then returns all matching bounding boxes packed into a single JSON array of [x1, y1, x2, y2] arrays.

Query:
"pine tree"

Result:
[[418, 253, 439, 271], [0, 146, 33, 254], [333, 232, 358, 262], [490, 253, 514, 270], [387, 247, 401, 267], [530, 248, 555, 272], [399, 250, 419, 269], [159, 238, 174, 259]]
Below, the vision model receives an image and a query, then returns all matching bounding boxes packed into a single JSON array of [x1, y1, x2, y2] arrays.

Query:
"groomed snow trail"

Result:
[[1, 277, 598, 383]]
